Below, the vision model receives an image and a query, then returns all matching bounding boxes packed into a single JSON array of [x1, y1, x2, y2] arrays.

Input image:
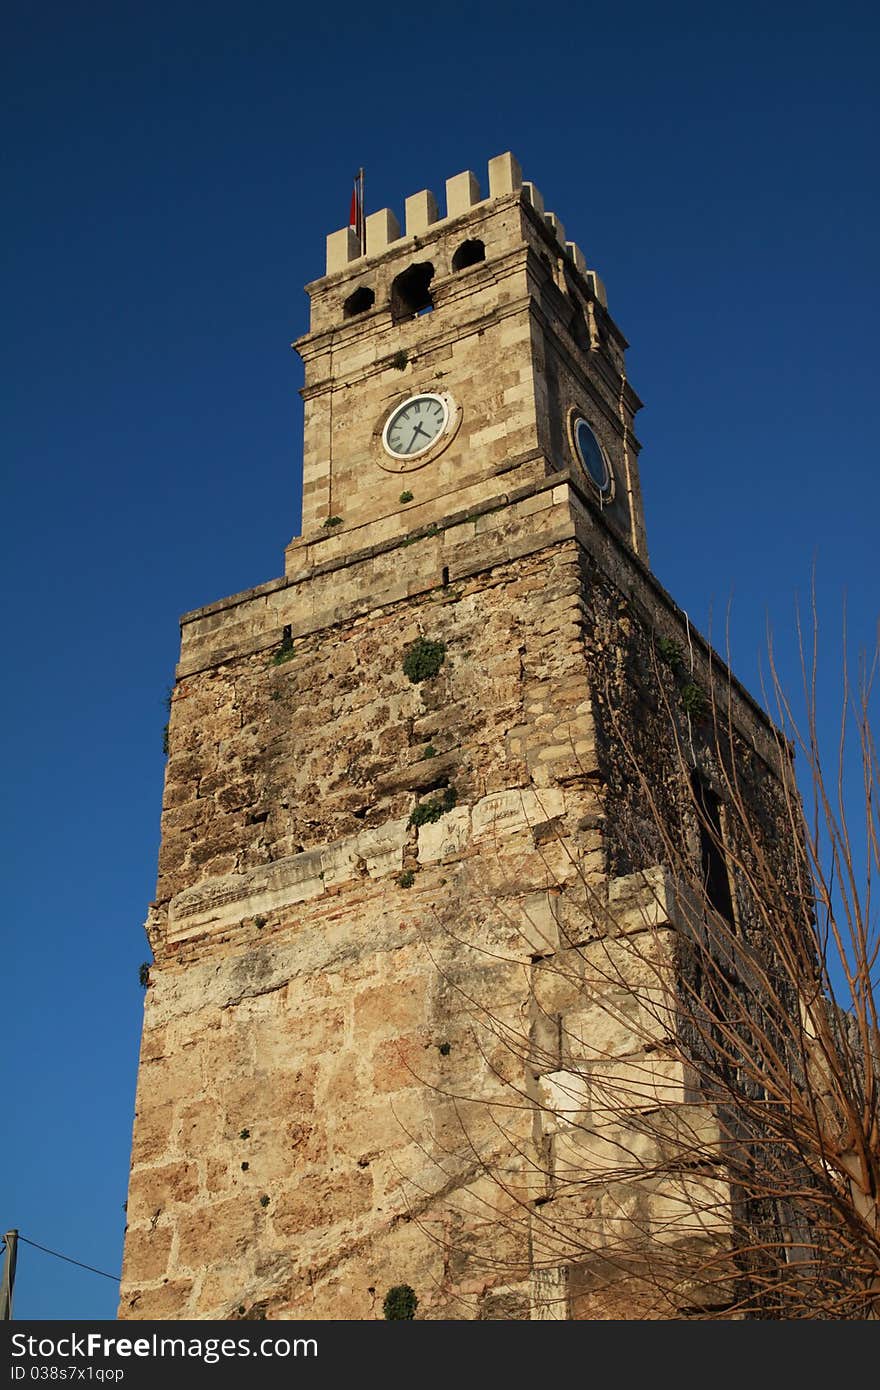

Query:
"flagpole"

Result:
[[358, 167, 365, 254]]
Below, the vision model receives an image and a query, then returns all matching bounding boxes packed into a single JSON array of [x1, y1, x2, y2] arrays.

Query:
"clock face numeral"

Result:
[[382, 394, 449, 459]]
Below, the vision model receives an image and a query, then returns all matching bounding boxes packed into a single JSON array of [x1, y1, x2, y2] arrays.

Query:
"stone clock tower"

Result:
[[120, 153, 792, 1320]]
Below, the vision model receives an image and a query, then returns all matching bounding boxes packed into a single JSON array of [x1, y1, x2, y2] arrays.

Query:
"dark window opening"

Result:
[[692, 773, 735, 923], [569, 306, 590, 350], [441, 565, 450, 587], [343, 286, 375, 319], [452, 238, 485, 271], [391, 262, 434, 322]]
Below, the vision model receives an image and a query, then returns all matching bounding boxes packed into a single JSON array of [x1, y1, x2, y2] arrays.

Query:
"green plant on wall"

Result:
[[655, 635, 685, 673], [401, 523, 440, 548], [681, 681, 708, 717], [272, 627, 295, 665], [407, 786, 457, 828], [402, 636, 446, 684], [161, 685, 173, 756], [655, 633, 707, 719], [383, 1284, 418, 1319]]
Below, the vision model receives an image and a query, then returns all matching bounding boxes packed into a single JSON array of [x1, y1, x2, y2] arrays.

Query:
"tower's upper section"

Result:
[[287, 152, 646, 575]]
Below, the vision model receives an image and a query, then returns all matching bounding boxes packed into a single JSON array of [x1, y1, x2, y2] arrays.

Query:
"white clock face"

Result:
[[382, 394, 449, 459]]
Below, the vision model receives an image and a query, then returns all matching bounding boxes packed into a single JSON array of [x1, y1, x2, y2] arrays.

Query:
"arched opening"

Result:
[[343, 285, 375, 319], [691, 773, 735, 924], [452, 239, 485, 272], [569, 305, 590, 351], [391, 262, 434, 322]]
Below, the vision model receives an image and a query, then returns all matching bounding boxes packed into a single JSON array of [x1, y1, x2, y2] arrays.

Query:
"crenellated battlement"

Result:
[[324, 150, 606, 307], [294, 148, 638, 561]]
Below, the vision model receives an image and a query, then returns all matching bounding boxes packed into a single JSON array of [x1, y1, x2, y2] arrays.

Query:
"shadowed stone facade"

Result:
[[120, 154, 795, 1319]]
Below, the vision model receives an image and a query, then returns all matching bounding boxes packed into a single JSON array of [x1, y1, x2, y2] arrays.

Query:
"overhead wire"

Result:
[[16, 1234, 120, 1282]]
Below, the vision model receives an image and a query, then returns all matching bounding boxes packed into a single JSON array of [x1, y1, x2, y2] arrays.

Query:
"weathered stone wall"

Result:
[[577, 541, 793, 886], [529, 257, 644, 556], [543, 532, 809, 1317], [122, 492, 606, 1320], [121, 475, 797, 1319]]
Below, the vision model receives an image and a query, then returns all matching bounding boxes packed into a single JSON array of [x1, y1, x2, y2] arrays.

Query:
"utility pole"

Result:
[[1, 1229, 18, 1319]]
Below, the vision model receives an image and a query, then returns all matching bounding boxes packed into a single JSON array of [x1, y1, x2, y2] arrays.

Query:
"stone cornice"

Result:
[[298, 292, 533, 401], [175, 474, 786, 768]]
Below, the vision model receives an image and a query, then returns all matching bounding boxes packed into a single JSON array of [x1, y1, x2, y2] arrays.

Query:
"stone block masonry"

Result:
[[120, 476, 784, 1319]]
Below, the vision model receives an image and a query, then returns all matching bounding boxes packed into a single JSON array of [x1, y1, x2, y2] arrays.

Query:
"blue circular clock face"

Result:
[[573, 417, 612, 497]]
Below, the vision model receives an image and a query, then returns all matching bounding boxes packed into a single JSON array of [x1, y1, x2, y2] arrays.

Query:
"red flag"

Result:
[[349, 169, 365, 253]]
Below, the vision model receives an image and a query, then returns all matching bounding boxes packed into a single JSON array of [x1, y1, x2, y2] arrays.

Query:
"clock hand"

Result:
[[408, 423, 429, 450]]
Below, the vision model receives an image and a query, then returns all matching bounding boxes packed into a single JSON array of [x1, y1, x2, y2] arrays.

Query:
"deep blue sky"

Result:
[[2, 1, 877, 1319]]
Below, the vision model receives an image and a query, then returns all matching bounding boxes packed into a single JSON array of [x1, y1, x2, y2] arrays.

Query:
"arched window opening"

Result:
[[452, 239, 485, 272], [343, 286, 375, 319], [391, 262, 434, 323], [691, 773, 735, 924], [569, 306, 590, 350]]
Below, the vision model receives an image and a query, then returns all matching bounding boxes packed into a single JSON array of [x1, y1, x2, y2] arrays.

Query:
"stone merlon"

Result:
[[323, 150, 599, 302]]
